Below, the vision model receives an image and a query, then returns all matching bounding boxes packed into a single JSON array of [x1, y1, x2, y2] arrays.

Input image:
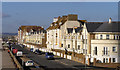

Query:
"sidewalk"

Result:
[[2, 50, 16, 70]]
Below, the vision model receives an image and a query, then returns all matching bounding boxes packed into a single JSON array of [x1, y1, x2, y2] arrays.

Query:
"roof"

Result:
[[95, 22, 120, 32], [67, 27, 83, 33], [47, 15, 86, 30], [46, 16, 68, 30], [86, 23, 103, 32], [18, 26, 44, 32], [86, 22, 120, 32]]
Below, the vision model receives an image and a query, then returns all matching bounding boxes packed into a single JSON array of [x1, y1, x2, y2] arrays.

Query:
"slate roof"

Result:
[[86, 22, 120, 32], [86, 23, 103, 32], [95, 23, 120, 32]]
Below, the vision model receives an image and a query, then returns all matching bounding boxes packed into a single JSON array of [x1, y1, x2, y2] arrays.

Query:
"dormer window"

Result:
[[59, 22, 62, 25], [100, 35, 102, 39], [106, 34, 109, 39]]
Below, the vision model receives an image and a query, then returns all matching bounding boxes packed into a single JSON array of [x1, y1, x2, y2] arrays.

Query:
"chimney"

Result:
[[67, 14, 78, 21], [109, 17, 112, 24]]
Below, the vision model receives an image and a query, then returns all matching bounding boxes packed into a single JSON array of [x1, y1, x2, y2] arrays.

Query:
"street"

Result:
[[11, 44, 115, 70], [12, 44, 85, 69]]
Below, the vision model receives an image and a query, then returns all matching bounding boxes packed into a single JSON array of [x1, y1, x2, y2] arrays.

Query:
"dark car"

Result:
[[45, 52, 54, 60], [30, 48, 34, 52], [20, 44, 25, 48], [34, 49, 42, 55], [11, 47, 15, 51]]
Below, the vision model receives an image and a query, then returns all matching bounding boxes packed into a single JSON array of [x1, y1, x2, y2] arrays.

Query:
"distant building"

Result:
[[18, 26, 46, 48]]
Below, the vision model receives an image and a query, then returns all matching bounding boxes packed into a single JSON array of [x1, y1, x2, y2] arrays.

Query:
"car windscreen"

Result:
[[12, 47, 15, 49], [28, 60, 33, 63]]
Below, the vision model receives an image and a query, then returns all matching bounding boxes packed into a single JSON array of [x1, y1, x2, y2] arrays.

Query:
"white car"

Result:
[[25, 60, 34, 66], [16, 51, 23, 56]]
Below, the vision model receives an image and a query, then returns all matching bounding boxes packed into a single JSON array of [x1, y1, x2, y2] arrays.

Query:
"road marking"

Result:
[[55, 60, 68, 65]]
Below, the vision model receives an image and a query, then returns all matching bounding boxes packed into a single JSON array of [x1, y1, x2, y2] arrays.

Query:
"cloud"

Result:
[[2, 13, 11, 18]]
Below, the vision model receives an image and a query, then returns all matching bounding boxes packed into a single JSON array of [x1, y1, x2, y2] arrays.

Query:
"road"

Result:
[[11, 44, 115, 70]]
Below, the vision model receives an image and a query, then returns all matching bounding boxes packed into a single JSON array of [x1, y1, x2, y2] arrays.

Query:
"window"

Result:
[[78, 45, 80, 50], [113, 58, 116, 63], [119, 35, 120, 40], [112, 47, 116, 52], [114, 35, 120, 40], [100, 35, 103, 39], [106, 34, 109, 39], [114, 35, 116, 40], [96, 35, 98, 39], [103, 58, 108, 63], [61, 44, 63, 47], [117, 35, 120, 40], [68, 44, 70, 48], [106, 58, 108, 63], [94, 47, 97, 55], [103, 47, 108, 55], [103, 58, 105, 63]]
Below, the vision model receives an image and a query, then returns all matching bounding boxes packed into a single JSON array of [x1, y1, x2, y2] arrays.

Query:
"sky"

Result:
[[2, 0, 120, 2], [2, 2, 118, 33]]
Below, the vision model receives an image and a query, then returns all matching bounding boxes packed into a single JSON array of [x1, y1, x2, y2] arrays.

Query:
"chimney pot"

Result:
[[109, 17, 112, 24]]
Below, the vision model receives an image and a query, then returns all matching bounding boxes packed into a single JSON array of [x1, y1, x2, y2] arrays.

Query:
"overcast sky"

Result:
[[2, 2, 118, 33]]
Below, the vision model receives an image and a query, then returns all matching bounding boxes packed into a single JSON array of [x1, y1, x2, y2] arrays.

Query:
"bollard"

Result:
[[88, 58, 90, 65], [93, 58, 96, 66]]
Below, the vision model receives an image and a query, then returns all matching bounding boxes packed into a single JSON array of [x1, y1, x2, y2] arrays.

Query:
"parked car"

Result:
[[12, 49, 18, 55], [20, 44, 25, 48], [30, 48, 34, 52], [45, 52, 54, 59], [25, 60, 34, 67], [34, 49, 42, 55], [20, 56, 34, 67], [16, 51, 23, 57], [11, 47, 15, 51]]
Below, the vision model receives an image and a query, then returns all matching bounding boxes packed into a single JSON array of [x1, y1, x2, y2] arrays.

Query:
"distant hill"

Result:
[[2, 33, 17, 35]]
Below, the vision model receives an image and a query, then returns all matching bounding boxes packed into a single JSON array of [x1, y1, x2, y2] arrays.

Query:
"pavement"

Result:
[[2, 49, 16, 70]]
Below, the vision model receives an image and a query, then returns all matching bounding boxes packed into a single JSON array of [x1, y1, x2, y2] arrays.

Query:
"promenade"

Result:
[[2, 49, 16, 70]]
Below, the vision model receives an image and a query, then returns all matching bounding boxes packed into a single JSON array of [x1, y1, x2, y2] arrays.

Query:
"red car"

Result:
[[12, 49, 18, 55]]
